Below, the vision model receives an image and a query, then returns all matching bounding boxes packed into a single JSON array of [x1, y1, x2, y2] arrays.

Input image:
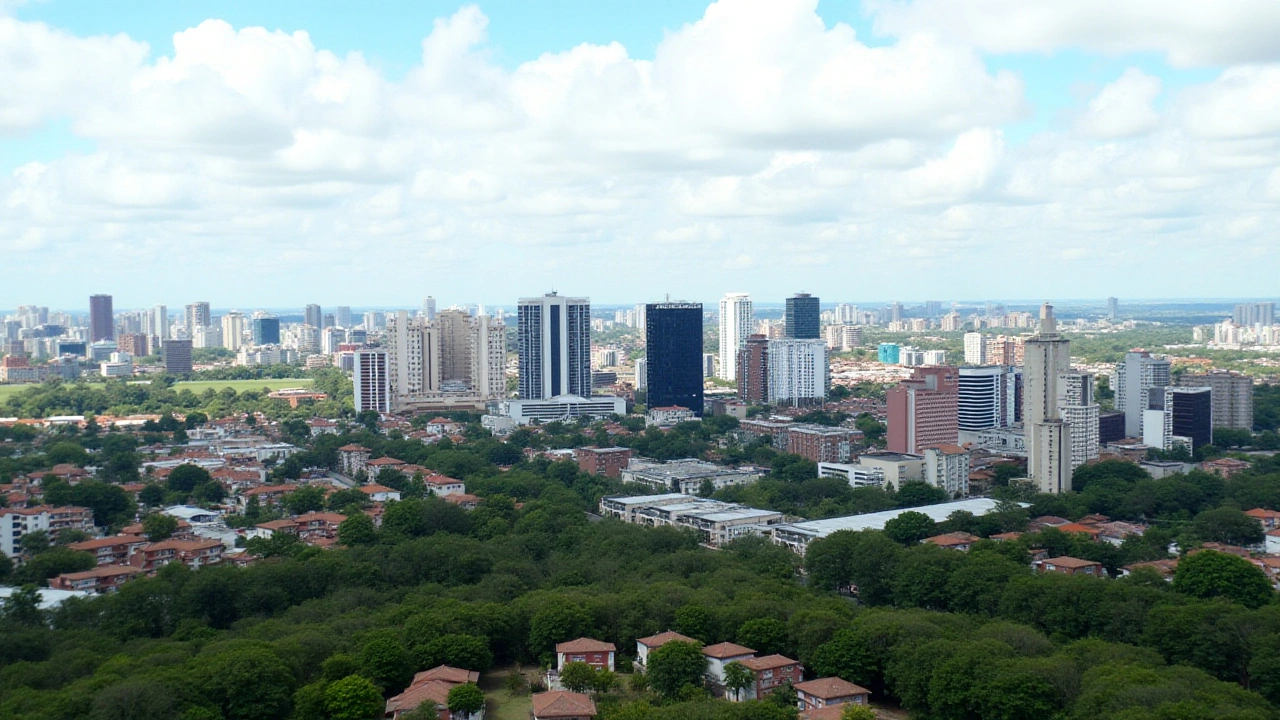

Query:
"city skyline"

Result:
[[4, 1, 1280, 303]]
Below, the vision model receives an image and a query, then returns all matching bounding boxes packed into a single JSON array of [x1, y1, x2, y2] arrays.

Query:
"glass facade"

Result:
[[784, 294, 820, 339], [645, 303, 704, 415]]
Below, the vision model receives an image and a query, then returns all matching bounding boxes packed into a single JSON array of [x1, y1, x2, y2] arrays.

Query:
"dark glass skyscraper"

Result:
[[645, 302, 704, 415], [89, 294, 114, 342], [785, 293, 820, 339], [1169, 386, 1212, 452], [252, 318, 281, 345]]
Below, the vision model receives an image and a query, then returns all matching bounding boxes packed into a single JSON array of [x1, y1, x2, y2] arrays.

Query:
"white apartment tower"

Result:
[[1024, 304, 1073, 494], [1115, 351, 1172, 438], [766, 339, 829, 406], [963, 333, 987, 365], [221, 312, 246, 352], [353, 349, 390, 413], [1057, 371, 1100, 469], [385, 309, 505, 409], [718, 293, 753, 382]]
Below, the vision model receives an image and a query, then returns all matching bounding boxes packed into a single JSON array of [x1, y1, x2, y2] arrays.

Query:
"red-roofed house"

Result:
[[925, 532, 979, 551], [442, 493, 482, 510], [50, 565, 143, 594], [68, 534, 149, 566], [1203, 457, 1251, 478], [294, 512, 347, 539], [739, 655, 804, 701], [241, 484, 297, 507], [532, 690, 596, 720], [384, 665, 481, 720], [556, 638, 616, 671], [1246, 508, 1280, 531], [130, 538, 224, 572], [425, 474, 466, 497], [795, 677, 871, 712], [1053, 523, 1103, 538], [702, 642, 757, 690], [1034, 556, 1103, 576], [337, 444, 371, 477], [635, 631, 697, 669], [359, 484, 401, 502]]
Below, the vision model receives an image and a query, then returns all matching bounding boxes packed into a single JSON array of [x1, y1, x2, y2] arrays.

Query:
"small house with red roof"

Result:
[[384, 664, 483, 720], [635, 630, 696, 669], [50, 565, 143, 594], [359, 483, 401, 503], [702, 642, 757, 690], [556, 638, 616, 671], [1034, 556, 1103, 576], [738, 655, 804, 701], [795, 677, 871, 712], [532, 691, 596, 720]]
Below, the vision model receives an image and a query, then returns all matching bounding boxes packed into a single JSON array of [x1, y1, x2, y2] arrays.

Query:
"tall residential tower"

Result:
[[1024, 304, 1073, 494], [717, 293, 753, 382]]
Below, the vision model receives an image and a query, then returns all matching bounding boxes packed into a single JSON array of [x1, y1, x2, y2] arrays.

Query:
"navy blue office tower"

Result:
[[785, 293, 820, 339], [645, 302, 704, 416]]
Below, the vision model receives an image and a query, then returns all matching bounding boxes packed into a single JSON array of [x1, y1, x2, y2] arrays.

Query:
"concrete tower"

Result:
[[717, 293, 753, 382], [1025, 303, 1073, 493]]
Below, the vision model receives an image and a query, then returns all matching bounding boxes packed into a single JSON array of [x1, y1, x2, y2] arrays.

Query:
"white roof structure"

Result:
[[162, 505, 221, 523], [782, 498, 1014, 536], [0, 586, 93, 610]]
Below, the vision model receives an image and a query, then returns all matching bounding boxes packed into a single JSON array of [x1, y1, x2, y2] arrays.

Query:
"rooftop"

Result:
[[778, 498, 1019, 538]]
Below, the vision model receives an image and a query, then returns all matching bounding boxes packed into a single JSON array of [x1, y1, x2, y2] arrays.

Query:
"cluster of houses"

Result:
[[549, 634, 872, 720]]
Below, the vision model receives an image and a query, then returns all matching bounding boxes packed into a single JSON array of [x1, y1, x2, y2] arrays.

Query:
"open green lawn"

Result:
[[0, 384, 31, 402], [173, 378, 315, 393], [481, 669, 534, 720]]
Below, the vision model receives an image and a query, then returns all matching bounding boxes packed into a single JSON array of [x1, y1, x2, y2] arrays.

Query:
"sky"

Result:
[[3, 0, 1280, 310]]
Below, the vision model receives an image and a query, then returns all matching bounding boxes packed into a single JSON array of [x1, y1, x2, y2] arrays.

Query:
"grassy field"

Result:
[[480, 669, 534, 720], [0, 384, 30, 402], [173, 378, 315, 393]]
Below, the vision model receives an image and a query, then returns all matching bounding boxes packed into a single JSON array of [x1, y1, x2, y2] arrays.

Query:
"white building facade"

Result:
[[718, 293, 753, 382]]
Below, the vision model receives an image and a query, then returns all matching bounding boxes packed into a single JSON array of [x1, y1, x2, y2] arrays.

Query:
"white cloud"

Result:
[[866, 0, 1280, 67], [1076, 68, 1162, 139], [1, 0, 1280, 302]]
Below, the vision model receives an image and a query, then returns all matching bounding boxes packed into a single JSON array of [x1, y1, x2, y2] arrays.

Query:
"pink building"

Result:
[[887, 366, 958, 454]]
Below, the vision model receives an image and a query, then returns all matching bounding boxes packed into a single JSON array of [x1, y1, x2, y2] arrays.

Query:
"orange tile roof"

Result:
[[555, 638, 616, 653], [1041, 556, 1101, 569], [412, 665, 479, 686], [741, 654, 800, 671], [531, 691, 597, 717], [68, 535, 147, 551], [58, 565, 144, 580], [385, 680, 451, 716], [637, 631, 697, 648], [794, 677, 869, 699], [702, 642, 755, 659]]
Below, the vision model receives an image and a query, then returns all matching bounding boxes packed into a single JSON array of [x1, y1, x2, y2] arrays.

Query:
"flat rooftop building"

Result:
[[771, 498, 1020, 554], [620, 458, 763, 495], [600, 494, 784, 547]]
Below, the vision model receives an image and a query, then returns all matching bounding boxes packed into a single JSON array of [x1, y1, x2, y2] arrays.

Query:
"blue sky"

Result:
[[2, 0, 1278, 309]]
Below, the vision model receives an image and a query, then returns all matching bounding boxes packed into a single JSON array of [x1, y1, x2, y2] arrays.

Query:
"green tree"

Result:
[[283, 486, 327, 515], [138, 483, 166, 507], [142, 513, 179, 541], [737, 618, 788, 656], [168, 464, 213, 494], [559, 661, 597, 693], [1191, 507, 1265, 546], [723, 661, 754, 702], [675, 604, 715, 643], [198, 646, 297, 720], [840, 706, 876, 720], [1172, 550, 1273, 608], [13, 547, 95, 585], [324, 675, 384, 720], [89, 679, 175, 720], [1, 585, 45, 626], [646, 641, 707, 699], [883, 511, 937, 545], [360, 636, 413, 693], [338, 512, 377, 546], [894, 482, 948, 508], [446, 683, 484, 716]]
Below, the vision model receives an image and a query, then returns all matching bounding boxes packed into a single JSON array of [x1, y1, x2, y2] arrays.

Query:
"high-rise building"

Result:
[[353, 349, 390, 413], [887, 366, 959, 454], [385, 310, 505, 409], [634, 358, 647, 390], [957, 366, 1019, 431], [89, 294, 114, 342], [1234, 302, 1275, 328], [149, 305, 169, 340], [185, 302, 211, 332], [1024, 304, 1073, 494], [422, 297, 437, 321], [193, 324, 223, 349], [221, 312, 246, 352], [517, 293, 592, 400], [878, 343, 900, 364], [1115, 351, 1172, 438], [717, 293, 753, 382], [1058, 371, 1100, 469], [766, 339, 829, 406], [1107, 297, 1119, 319], [304, 304, 322, 328], [252, 318, 281, 346], [335, 306, 353, 328], [163, 339, 193, 375], [1144, 386, 1212, 452], [1178, 370, 1253, 430], [645, 302, 704, 415], [736, 334, 769, 404], [702, 353, 716, 378], [784, 293, 820, 339], [117, 333, 148, 358], [963, 333, 987, 365]]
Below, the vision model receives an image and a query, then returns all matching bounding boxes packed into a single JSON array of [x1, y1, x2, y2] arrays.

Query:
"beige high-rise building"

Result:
[[1178, 370, 1253, 431], [1025, 304, 1073, 494], [385, 309, 505, 410], [221, 312, 246, 352]]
